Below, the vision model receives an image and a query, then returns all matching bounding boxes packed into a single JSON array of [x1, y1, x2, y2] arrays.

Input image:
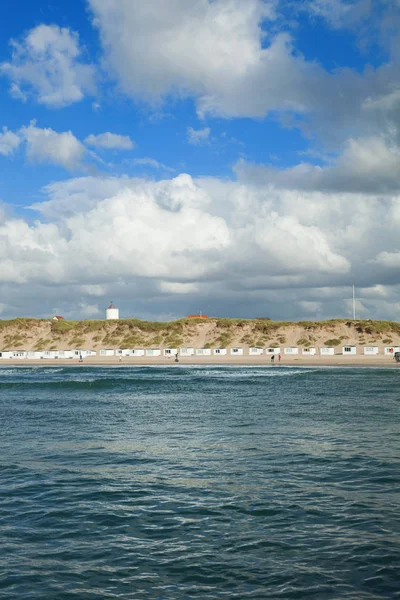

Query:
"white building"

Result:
[[249, 347, 264, 355], [266, 347, 280, 355], [0, 351, 13, 359], [284, 347, 298, 355], [196, 348, 211, 356], [12, 351, 26, 359], [384, 346, 400, 355], [342, 346, 357, 355], [364, 346, 379, 355], [213, 348, 227, 355], [116, 348, 145, 356], [100, 349, 115, 356], [146, 349, 161, 357], [180, 347, 195, 356], [302, 347, 317, 355], [106, 302, 119, 320], [163, 348, 178, 357], [230, 348, 243, 356], [320, 347, 335, 356]]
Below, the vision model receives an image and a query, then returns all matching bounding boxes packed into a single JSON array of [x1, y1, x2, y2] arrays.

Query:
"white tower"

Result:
[[106, 302, 119, 320]]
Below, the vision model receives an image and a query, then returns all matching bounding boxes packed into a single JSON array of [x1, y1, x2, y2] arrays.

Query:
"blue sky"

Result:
[[0, 0, 400, 321]]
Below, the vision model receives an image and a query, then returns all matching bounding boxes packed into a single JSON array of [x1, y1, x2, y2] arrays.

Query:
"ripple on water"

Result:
[[0, 365, 399, 599]]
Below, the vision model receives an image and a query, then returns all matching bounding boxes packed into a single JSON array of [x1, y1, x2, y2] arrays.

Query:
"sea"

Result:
[[0, 364, 399, 600]]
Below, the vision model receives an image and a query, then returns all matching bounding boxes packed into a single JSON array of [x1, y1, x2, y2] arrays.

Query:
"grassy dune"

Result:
[[0, 318, 400, 351]]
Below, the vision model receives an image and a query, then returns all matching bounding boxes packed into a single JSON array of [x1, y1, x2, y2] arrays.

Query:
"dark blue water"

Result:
[[0, 365, 399, 599]]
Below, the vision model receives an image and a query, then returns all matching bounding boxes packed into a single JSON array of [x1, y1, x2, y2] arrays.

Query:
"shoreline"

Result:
[[0, 356, 399, 368]]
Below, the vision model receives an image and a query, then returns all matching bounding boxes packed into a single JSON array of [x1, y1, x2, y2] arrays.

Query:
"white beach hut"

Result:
[[249, 347, 264, 355], [284, 347, 299, 355], [163, 348, 178, 357], [180, 347, 195, 356], [266, 347, 280, 355], [0, 351, 13, 359], [132, 349, 145, 356], [12, 351, 27, 359], [230, 348, 244, 356], [100, 349, 115, 357], [146, 349, 161, 357], [342, 346, 357, 355], [213, 348, 227, 355], [196, 348, 212, 356], [57, 350, 75, 359], [364, 346, 379, 355], [384, 346, 400, 355], [320, 347, 335, 356], [302, 347, 317, 355]]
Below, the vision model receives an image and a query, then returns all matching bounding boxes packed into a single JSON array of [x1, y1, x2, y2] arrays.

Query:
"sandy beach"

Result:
[[1, 355, 399, 367]]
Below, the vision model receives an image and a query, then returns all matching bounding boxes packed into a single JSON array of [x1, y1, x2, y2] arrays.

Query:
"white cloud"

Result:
[[235, 135, 400, 194], [1, 168, 400, 318], [20, 121, 86, 170], [0, 127, 21, 156], [84, 132, 134, 150], [89, 0, 314, 118], [131, 157, 175, 172], [187, 126, 210, 145], [0, 24, 95, 107], [87, 0, 400, 153]]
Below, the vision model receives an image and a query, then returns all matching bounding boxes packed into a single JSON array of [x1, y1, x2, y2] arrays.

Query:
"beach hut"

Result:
[[320, 347, 335, 356], [364, 346, 379, 355], [57, 350, 75, 359], [284, 347, 298, 355], [132, 349, 145, 356], [342, 346, 357, 355], [196, 348, 212, 356], [213, 348, 227, 355], [100, 349, 115, 357], [163, 348, 178, 357], [266, 347, 280, 355], [249, 347, 264, 355], [384, 346, 400, 355], [41, 351, 58, 359], [230, 348, 243, 356], [0, 351, 13, 359], [180, 347, 195, 356], [146, 349, 161, 357], [302, 347, 316, 355], [12, 351, 26, 359]]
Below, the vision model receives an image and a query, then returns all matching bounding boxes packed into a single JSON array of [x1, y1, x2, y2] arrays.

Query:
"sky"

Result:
[[0, 0, 400, 322]]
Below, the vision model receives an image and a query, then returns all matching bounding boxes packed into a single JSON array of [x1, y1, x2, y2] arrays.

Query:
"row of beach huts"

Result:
[[0, 345, 399, 359]]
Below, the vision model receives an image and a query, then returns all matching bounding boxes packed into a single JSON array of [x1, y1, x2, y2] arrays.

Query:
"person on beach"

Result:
[[79, 353, 83, 362], [119, 355, 122, 362], [271, 354, 275, 364], [278, 353, 281, 362], [175, 352, 179, 363]]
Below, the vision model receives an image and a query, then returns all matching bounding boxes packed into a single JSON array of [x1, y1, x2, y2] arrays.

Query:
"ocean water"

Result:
[[0, 365, 399, 600]]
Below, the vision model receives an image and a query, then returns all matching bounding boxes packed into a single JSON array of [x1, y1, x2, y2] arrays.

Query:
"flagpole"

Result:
[[352, 284, 356, 320]]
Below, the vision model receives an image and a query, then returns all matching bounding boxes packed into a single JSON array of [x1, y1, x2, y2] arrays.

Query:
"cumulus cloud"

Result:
[[84, 132, 134, 150], [86, 0, 400, 152], [0, 168, 399, 319], [187, 126, 211, 145], [89, 0, 316, 118], [0, 127, 21, 156], [0, 24, 96, 107], [20, 121, 86, 170], [235, 136, 400, 194]]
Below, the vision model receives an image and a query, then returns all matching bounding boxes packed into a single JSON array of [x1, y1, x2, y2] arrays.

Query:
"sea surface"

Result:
[[0, 365, 399, 599]]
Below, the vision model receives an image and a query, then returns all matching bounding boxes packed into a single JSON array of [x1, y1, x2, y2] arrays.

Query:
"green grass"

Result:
[[324, 339, 341, 347]]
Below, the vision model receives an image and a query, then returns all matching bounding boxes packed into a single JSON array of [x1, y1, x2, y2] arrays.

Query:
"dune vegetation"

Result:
[[0, 317, 400, 351]]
